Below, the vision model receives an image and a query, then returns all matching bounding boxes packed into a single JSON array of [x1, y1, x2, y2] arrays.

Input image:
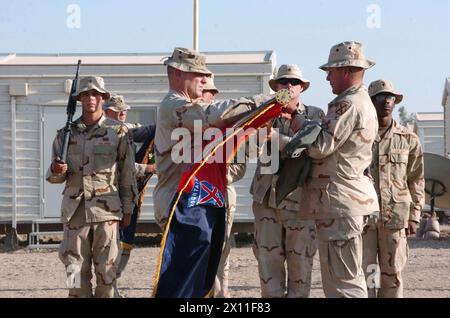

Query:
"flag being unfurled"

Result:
[[153, 90, 291, 298]]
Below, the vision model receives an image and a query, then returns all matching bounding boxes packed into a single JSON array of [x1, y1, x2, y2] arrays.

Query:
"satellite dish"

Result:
[[424, 152, 450, 211]]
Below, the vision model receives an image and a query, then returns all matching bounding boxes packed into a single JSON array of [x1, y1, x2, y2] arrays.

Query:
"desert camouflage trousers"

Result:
[[316, 216, 368, 298], [252, 199, 318, 298], [362, 218, 408, 298], [214, 184, 236, 298], [59, 201, 120, 298]]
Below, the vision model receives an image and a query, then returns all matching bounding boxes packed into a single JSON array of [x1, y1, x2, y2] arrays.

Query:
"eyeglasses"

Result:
[[278, 78, 302, 86], [375, 94, 396, 103]]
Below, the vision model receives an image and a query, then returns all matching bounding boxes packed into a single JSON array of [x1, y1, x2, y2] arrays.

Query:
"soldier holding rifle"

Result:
[[46, 71, 137, 298]]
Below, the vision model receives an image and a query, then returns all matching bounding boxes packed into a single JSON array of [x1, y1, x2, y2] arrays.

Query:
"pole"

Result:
[[11, 96, 17, 231], [193, 0, 199, 51], [7, 96, 19, 250]]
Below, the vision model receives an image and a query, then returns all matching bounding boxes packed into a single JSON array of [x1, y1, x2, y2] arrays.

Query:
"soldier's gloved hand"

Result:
[[51, 157, 68, 174], [406, 220, 418, 236], [120, 214, 132, 229]]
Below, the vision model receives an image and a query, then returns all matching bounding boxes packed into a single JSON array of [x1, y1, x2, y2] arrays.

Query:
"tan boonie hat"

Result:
[[368, 79, 403, 104], [319, 41, 375, 71], [203, 76, 219, 93], [72, 76, 111, 100], [103, 95, 131, 112], [269, 64, 310, 92], [164, 47, 212, 75]]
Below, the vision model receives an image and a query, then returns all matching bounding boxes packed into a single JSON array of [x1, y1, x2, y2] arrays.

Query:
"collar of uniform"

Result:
[[296, 102, 306, 114], [72, 116, 86, 131], [74, 114, 106, 132], [390, 120, 409, 136], [96, 115, 107, 128], [379, 119, 408, 140], [168, 89, 196, 103], [329, 84, 363, 106]]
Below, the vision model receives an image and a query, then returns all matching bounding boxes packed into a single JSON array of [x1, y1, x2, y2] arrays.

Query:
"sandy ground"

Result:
[[1, 235, 450, 298]]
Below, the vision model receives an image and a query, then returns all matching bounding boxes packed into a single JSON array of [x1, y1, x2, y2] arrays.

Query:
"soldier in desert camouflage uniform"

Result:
[[294, 41, 380, 298], [250, 64, 323, 298], [46, 76, 137, 298], [153, 47, 269, 230], [363, 79, 425, 298]]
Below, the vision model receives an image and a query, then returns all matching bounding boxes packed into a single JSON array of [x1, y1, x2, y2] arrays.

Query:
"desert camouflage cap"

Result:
[[103, 95, 131, 112], [269, 64, 310, 92], [320, 41, 375, 71], [368, 79, 403, 104], [72, 76, 111, 100], [203, 76, 219, 93], [164, 47, 212, 75]]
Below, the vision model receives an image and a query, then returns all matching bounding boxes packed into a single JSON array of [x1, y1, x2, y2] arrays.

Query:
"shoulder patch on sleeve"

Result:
[[333, 100, 352, 116], [174, 106, 189, 128]]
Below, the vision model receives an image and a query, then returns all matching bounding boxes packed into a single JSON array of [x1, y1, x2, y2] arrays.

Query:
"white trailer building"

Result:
[[415, 112, 445, 156], [0, 51, 276, 243]]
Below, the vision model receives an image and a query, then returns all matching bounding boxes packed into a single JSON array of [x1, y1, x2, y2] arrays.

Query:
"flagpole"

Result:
[[194, 0, 199, 51]]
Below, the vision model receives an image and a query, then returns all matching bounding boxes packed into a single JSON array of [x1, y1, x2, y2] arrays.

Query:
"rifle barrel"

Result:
[[59, 60, 81, 163]]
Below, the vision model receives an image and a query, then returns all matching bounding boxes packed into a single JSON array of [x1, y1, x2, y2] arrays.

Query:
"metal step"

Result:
[[29, 231, 63, 236], [28, 243, 60, 249], [28, 222, 64, 249], [32, 218, 62, 224]]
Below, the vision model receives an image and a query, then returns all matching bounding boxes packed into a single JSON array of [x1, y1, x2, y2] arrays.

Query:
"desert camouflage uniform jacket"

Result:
[[299, 85, 380, 219], [370, 120, 425, 229], [153, 89, 264, 226], [46, 115, 138, 224], [250, 103, 324, 211]]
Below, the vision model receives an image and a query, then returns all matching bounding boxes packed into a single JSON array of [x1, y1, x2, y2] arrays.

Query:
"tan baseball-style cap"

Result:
[[269, 64, 310, 92], [103, 95, 131, 112], [368, 79, 403, 104], [163, 47, 212, 75], [72, 76, 111, 101], [319, 41, 375, 71], [203, 76, 219, 93]]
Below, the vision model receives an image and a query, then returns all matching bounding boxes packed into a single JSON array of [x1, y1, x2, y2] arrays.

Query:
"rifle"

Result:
[[59, 60, 81, 163]]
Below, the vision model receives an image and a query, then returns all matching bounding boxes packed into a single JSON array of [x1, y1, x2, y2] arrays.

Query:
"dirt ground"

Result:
[[1, 233, 450, 298]]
